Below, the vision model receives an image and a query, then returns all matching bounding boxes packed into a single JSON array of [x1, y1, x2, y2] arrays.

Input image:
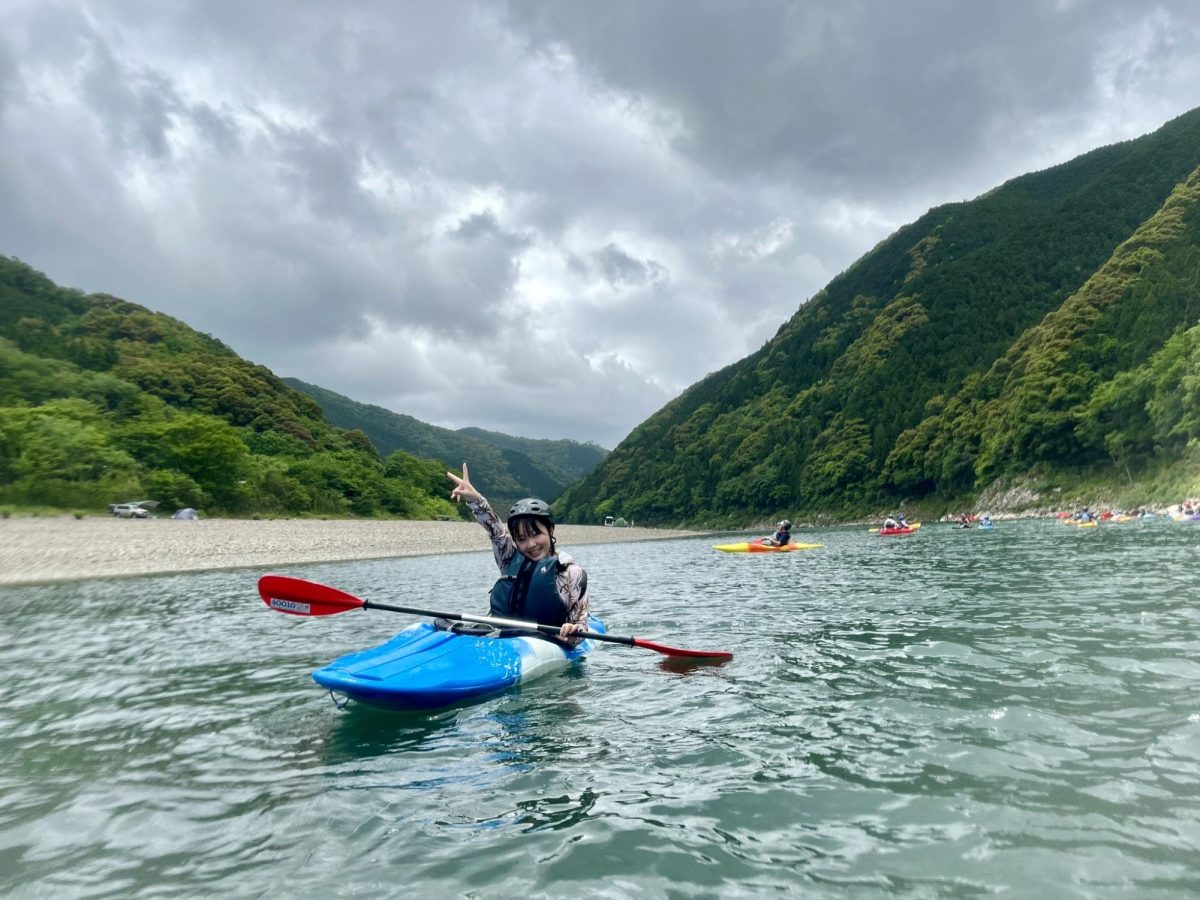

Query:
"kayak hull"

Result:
[[313, 616, 604, 711], [713, 541, 822, 553], [877, 527, 916, 536]]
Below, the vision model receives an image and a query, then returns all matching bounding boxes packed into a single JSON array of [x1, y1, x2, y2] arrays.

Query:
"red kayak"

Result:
[[878, 527, 916, 536]]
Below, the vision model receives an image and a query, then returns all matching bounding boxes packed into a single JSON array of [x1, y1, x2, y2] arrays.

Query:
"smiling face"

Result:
[[510, 516, 554, 561]]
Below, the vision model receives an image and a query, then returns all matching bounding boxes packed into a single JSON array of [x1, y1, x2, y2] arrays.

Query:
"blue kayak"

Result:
[[312, 616, 605, 710]]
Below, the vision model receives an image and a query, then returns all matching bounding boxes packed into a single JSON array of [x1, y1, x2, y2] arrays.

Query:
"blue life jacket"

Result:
[[490, 552, 567, 627], [773, 530, 791, 545]]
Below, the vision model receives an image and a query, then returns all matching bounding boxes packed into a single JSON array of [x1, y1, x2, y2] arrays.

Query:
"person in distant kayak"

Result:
[[761, 519, 793, 547], [883, 515, 899, 530], [447, 462, 588, 643], [897, 513, 910, 528]]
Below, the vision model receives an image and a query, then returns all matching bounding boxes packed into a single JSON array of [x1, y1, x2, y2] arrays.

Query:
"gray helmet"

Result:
[[507, 497, 553, 528], [778, 519, 791, 528]]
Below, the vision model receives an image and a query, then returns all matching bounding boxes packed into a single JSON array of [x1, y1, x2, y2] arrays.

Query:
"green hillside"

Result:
[[283, 379, 607, 509], [557, 108, 1200, 525], [889, 167, 1200, 495], [0, 256, 459, 519]]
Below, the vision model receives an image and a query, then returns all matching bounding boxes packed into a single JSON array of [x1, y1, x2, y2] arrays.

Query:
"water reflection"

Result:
[[316, 704, 462, 763]]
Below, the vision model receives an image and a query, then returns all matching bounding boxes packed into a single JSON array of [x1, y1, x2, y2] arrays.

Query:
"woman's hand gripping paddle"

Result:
[[258, 574, 732, 661]]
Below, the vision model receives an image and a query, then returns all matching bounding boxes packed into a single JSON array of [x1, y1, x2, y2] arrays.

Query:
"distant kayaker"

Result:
[[761, 519, 792, 547], [447, 462, 589, 643], [883, 515, 899, 530]]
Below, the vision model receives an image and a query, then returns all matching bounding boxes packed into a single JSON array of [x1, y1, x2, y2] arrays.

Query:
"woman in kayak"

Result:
[[761, 519, 792, 547], [447, 462, 588, 643]]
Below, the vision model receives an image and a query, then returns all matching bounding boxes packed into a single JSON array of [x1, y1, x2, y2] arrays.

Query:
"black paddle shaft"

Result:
[[362, 599, 635, 647]]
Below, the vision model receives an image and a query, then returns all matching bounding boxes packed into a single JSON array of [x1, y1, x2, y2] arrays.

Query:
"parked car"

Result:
[[111, 502, 151, 518]]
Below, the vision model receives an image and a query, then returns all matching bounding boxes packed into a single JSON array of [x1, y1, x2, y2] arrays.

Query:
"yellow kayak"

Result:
[[713, 541, 822, 553]]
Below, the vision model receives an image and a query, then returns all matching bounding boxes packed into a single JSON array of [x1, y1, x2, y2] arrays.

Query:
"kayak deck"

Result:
[[313, 616, 605, 711], [713, 541, 822, 553]]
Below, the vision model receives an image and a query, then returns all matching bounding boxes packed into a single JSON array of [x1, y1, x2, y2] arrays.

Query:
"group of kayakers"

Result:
[[1054, 505, 1200, 523], [446, 455, 1036, 643], [951, 513, 992, 528]]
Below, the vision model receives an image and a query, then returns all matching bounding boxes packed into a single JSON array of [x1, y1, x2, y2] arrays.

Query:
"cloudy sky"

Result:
[[2, 1, 1198, 448]]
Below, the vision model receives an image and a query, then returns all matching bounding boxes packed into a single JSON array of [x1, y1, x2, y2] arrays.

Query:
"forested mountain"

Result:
[[0, 256, 459, 518], [557, 107, 1200, 525], [284, 378, 607, 508], [455, 427, 608, 483]]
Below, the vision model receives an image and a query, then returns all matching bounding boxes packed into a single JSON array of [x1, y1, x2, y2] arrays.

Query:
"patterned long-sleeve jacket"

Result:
[[466, 496, 590, 635]]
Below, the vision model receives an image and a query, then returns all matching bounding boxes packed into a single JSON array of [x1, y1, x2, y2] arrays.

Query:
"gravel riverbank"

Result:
[[0, 516, 709, 587]]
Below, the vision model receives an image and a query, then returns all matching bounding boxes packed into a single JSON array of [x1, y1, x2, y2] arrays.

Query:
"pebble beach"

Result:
[[0, 516, 708, 586]]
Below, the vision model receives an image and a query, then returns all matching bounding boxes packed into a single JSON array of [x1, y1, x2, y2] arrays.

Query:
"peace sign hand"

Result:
[[447, 462, 481, 504]]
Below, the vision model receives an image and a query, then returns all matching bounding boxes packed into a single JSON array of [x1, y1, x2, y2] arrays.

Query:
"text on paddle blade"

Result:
[[269, 598, 311, 615]]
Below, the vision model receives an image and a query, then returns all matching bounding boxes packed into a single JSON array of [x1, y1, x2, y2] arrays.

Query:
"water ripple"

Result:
[[2, 521, 1199, 896]]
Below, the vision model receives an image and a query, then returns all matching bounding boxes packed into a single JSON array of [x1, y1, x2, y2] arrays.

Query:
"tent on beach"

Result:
[[171, 508, 199, 520]]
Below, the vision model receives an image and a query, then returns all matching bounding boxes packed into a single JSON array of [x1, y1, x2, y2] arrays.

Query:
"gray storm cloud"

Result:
[[1, 0, 1198, 447]]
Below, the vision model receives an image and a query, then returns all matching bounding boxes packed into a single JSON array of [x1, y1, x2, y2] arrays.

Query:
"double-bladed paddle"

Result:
[[258, 574, 733, 661]]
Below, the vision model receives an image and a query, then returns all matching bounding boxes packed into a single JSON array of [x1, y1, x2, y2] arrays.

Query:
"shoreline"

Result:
[[0, 516, 710, 587]]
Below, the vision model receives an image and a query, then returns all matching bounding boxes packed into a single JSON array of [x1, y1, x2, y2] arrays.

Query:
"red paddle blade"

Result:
[[632, 637, 732, 661], [258, 574, 366, 616]]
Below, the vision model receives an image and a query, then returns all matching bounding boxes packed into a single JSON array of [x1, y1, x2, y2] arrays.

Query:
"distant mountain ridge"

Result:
[[557, 107, 1200, 525], [282, 378, 608, 509]]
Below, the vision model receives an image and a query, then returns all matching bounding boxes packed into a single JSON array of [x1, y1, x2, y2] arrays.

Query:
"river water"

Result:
[[2, 517, 1199, 898]]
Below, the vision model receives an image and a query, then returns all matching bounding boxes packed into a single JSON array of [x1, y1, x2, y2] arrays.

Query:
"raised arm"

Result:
[[448, 462, 515, 569]]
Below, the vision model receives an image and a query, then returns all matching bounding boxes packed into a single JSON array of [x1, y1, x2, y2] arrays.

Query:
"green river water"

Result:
[[2, 517, 1198, 898]]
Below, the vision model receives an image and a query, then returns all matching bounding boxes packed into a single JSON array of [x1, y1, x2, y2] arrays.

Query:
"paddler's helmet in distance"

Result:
[[777, 519, 791, 528]]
